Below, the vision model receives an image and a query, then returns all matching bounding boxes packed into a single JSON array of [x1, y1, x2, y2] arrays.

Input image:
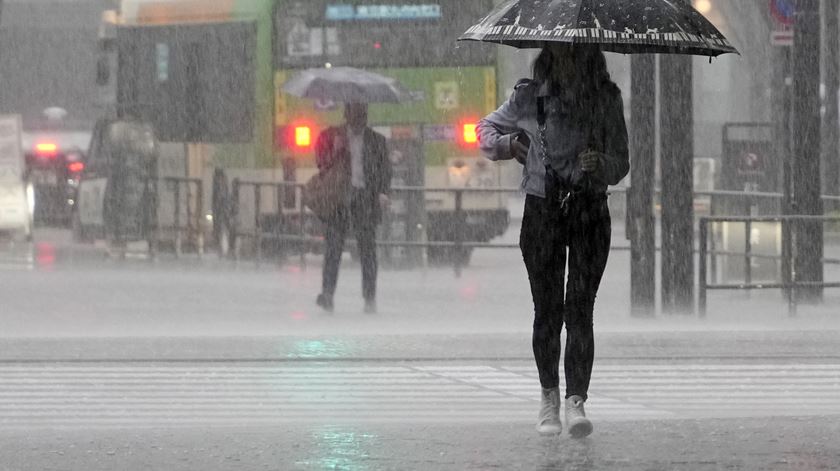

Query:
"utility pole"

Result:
[[659, 52, 695, 315], [793, 0, 824, 302], [824, 0, 840, 199], [775, 19, 795, 304], [629, 55, 656, 317]]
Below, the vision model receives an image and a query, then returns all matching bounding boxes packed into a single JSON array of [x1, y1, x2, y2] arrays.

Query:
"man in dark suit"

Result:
[[315, 103, 392, 314]]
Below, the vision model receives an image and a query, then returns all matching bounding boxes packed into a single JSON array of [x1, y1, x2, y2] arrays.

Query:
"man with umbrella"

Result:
[[284, 67, 408, 314], [462, 0, 737, 438], [314, 103, 391, 314]]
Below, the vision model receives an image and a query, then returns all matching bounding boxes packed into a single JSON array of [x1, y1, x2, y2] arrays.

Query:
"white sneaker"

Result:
[[536, 387, 562, 435], [565, 395, 593, 438]]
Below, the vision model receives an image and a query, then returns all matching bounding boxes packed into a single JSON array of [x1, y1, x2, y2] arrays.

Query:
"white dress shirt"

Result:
[[348, 127, 366, 189]]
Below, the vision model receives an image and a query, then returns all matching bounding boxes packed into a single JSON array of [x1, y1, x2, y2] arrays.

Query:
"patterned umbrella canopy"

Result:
[[458, 0, 738, 56]]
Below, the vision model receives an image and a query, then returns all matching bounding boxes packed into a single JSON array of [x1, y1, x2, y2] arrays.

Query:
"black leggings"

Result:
[[519, 194, 611, 401]]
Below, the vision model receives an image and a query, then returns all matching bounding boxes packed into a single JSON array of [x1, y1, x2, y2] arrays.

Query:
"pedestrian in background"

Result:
[[477, 44, 629, 438], [315, 103, 392, 314]]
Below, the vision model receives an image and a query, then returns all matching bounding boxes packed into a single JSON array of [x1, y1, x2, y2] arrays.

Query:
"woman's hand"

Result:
[[578, 150, 602, 173], [511, 132, 530, 164]]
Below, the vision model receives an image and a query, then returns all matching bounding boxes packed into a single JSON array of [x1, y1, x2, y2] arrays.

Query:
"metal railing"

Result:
[[230, 179, 310, 267], [228, 179, 633, 276], [698, 215, 840, 318], [226, 180, 840, 285]]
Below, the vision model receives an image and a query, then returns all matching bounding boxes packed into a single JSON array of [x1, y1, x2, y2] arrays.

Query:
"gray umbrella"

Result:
[[459, 0, 738, 57], [282, 67, 413, 104]]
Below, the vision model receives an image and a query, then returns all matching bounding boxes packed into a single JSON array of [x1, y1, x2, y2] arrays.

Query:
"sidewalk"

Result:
[[3, 227, 839, 342]]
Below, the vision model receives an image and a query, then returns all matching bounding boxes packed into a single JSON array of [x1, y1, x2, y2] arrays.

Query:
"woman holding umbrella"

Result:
[[478, 44, 628, 438], [466, 0, 737, 438]]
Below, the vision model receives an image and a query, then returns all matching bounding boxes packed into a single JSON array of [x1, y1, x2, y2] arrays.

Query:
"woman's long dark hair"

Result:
[[532, 44, 612, 93], [532, 45, 613, 135]]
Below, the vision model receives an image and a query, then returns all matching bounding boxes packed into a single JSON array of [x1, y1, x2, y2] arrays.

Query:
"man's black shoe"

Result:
[[316, 294, 334, 313]]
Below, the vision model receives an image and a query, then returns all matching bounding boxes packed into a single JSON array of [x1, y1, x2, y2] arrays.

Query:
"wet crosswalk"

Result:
[[0, 362, 838, 428]]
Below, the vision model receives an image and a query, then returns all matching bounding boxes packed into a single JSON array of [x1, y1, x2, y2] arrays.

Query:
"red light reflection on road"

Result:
[[460, 283, 478, 301], [36, 243, 56, 268]]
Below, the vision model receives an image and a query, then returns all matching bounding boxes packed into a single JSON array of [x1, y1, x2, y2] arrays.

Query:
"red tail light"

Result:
[[67, 162, 85, 173], [35, 142, 58, 156]]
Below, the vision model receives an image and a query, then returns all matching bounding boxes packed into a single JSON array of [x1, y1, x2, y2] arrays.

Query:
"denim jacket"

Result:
[[477, 78, 629, 198]]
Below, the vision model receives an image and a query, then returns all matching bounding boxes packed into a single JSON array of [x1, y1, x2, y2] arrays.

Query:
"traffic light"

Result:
[[461, 123, 478, 146], [294, 126, 312, 148]]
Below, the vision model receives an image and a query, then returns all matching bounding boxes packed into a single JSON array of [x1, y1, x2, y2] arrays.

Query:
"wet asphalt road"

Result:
[[2, 415, 839, 470], [2, 231, 840, 469]]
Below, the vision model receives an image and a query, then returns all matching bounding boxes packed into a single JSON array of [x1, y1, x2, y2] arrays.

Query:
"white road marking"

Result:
[[0, 363, 837, 428]]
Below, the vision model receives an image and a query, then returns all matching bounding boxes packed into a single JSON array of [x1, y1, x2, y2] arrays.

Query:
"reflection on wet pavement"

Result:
[[286, 339, 356, 359], [296, 427, 378, 471]]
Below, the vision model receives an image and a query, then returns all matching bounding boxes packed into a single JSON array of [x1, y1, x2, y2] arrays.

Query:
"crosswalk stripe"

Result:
[[0, 363, 837, 428]]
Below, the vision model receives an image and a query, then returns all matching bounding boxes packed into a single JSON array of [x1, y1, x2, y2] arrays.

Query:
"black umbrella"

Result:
[[283, 67, 413, 104], [458, 0, 738, 56]]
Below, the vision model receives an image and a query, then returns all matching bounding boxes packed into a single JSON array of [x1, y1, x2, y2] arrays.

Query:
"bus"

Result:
[[108, 0, 509, 262]]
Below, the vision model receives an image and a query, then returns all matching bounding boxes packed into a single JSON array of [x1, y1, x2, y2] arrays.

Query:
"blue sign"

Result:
[[326, 4, 442, 21], [770, 0, 795, 25]]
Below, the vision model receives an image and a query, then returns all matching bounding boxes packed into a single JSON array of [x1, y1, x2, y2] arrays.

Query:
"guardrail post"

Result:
[[454, 189, 464, 278], [255, 184, 262, 267], [185, 180, 193, 255], [698, 218, 708, 318], [710, 221, 718, 284], [781, 217, 794, 316], [744, 218, 753, 287], [787, 217, 799, 317], [196, 180, 204, 259], [146, 177, 158, 262], [232, 178, 241, 262], [298, 184, 306, 270], [173, 179, 182, 259]]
